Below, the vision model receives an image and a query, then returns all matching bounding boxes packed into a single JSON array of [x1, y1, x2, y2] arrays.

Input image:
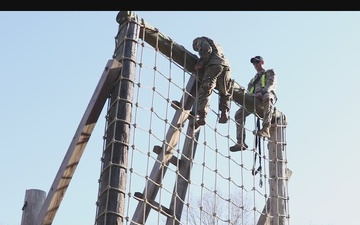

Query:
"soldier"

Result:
[[230, 56, 277, 152], [192, 36, 232, 126]]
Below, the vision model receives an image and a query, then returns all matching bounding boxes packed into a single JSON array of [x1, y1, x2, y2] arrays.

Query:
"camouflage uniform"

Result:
[[192, 36, 232, 125], [232, 65, 277, 151]]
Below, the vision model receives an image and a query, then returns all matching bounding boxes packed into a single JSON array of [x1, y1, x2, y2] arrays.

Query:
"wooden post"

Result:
[[267, 113, 289, 225], [256, 168, 292, 225], [21, 189, 46, 225], [95, 11, 140, 225]]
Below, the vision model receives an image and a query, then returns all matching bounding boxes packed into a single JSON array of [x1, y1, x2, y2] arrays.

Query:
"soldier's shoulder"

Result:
[[266, 69, 276, 75]]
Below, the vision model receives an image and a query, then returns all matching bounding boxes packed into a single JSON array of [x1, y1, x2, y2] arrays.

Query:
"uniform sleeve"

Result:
[[196, 40, 212, 67], [263, 69, 277, 94], [246, 79, 253, 92]]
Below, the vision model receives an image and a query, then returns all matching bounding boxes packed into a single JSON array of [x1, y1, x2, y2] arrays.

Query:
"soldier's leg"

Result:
[[196, 65, 223, 126], [196, 85, 209, 126], [230, 107, 250, 152], [256, 96, 275, 138], [218, 94, 230, 123], [217, 67, 231, 123]]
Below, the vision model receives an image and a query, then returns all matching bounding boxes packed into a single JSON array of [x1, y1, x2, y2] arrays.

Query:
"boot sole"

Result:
[[256, 132, 270, 138]]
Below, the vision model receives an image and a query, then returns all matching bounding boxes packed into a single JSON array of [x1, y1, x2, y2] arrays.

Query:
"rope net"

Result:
[[94, 11, 290, 225]]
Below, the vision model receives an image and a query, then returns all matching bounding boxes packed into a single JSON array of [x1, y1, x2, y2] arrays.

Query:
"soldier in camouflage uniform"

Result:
[[230, 56, 277, 152], [192, 36, 232, 126]]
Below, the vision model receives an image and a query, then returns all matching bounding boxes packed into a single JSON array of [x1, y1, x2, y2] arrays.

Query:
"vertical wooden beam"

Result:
[[21, 189, 46, 225], [95, 11, 139, 225], [266, 114, 289, 225], [256, 168, 292, 225]]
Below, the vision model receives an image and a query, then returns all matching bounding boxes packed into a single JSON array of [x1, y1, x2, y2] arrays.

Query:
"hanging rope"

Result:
[[252, 117, 263, 188]]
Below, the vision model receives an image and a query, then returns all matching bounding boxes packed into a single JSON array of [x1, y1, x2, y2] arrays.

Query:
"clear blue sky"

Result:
[[1, 11, 359, 225]]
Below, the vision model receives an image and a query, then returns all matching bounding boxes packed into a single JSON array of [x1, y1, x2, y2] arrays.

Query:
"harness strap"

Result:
[[249, 72, 266, 94]]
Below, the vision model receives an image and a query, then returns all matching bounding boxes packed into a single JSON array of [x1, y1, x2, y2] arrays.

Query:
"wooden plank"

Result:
[[134, 192, 172, 217], [36, 59, 122, 225], [152, 145, 179, 166]]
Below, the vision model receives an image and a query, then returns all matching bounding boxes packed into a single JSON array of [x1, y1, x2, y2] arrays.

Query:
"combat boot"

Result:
[[196, 112, 207, 126], [218, 110, 229, 124], [230, 143, 248, 152], [256, 126, 270, 138]]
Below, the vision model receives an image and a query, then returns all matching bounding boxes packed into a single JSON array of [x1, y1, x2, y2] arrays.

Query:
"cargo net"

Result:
[[95, 11, 290, 225]]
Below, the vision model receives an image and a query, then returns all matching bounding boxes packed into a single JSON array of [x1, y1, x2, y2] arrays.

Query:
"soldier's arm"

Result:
[[247, 81, 253, 92], [196, 41, 212, 67], [262, 69, 276, 94]]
